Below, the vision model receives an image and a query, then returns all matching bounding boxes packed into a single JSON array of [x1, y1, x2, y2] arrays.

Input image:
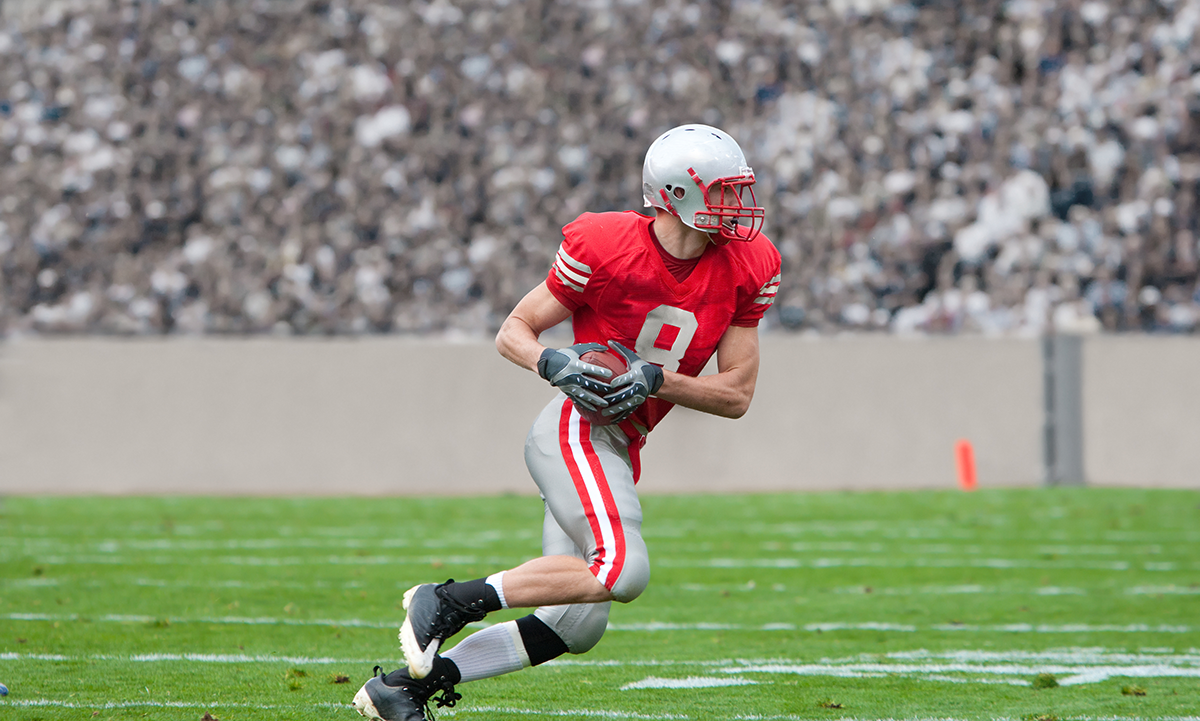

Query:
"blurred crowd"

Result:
[[0, 0, 1197, 337]]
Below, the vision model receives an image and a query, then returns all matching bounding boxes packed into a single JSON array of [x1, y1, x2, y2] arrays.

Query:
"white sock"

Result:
[[486, 571, 509, 609], [443, 620, 530, 682]]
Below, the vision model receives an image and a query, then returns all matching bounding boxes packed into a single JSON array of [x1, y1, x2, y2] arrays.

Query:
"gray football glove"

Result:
[[601, 341, 665, 423], [537, 342, 615, 412]]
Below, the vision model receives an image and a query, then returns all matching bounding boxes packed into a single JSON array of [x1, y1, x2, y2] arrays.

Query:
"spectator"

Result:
[[0, 0, 1197, 337]]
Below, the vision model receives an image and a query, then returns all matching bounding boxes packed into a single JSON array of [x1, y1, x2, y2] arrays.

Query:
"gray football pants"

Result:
[[522, 394, 651, 653]]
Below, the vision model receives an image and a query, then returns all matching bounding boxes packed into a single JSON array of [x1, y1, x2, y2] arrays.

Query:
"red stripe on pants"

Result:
[[576, 411, 626, 588], [557, 402, 613, 586]]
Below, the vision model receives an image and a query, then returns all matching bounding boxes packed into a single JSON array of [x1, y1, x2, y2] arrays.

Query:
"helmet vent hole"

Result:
[[672, 187, 686, 199]]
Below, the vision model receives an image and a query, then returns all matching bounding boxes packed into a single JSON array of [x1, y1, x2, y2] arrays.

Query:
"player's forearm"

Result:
[[655, 368, 756, 419], [495, 315, 545, 372], [497, 282, 574, 373]]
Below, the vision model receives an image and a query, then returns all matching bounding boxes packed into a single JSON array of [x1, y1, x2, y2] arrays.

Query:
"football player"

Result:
[[354, 124, 782, 721]]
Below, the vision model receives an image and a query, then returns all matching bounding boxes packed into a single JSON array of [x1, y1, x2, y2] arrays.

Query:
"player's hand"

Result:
[[601, 341, 664, 423], [537, 343, 615, 412]]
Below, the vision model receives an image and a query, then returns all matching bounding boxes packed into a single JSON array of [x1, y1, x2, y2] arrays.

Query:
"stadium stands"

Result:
[[0, 0, 1197, 337]]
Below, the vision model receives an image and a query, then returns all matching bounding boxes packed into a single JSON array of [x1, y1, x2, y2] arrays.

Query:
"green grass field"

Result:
[[1, 488, 1198, 720]]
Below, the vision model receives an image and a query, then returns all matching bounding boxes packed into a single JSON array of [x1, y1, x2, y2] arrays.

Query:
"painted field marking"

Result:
[[2, 699, 688, 719], [6, 553, 523, 567], [6, 648, 1198, 689], [733, 718, 1200, 721], [4, 699, 350, 710], [0, 528, 538, 552], [0, 651, 377, 664], [9, 698, 1199, 721], [20, 697, 1196, 721], [1, 612, 400, 628], [929, 623, 1193, 633], [3, 612, 1195, 634], [5, 535, 1172, 556], [460, 708, 688, 719], [7, 648, 1198, 667], [1128, 585, 1200, 595], [664, 557, 1191, 572], [610, 649, 1200, 689], [621, 676, 758, 690], [7, 522, 1198, 543], [720, 661, 1200, 686], [7, 578, 1191, 598], [822, 585, 1089, 596]]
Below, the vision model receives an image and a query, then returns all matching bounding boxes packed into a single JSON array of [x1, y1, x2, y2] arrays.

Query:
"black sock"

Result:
[[433, 656, 462, 685], [443, 578, 502, 613], [516, 614, 570, 666], [384, 656, 461, 686]]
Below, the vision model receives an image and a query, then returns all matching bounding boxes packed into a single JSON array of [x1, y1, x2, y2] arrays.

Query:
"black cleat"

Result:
[[352, 659, 462, 721], [399, 579, 488, 678]]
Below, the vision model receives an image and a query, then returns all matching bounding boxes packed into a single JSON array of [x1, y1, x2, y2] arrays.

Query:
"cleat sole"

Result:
[[399, 584, 438, 679]]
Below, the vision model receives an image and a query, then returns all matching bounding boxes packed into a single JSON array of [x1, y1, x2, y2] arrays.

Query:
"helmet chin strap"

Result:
[[653, 210, 711, 258], [706, 229, 732, 247]]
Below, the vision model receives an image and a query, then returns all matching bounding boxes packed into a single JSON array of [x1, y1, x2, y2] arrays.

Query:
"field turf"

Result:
[[1, 488, 1198, 720]]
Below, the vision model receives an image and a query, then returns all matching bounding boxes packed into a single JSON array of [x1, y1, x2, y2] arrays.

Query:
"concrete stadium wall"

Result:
[[1082, 336, 1200, 488], [0, 335, 1194, 496]]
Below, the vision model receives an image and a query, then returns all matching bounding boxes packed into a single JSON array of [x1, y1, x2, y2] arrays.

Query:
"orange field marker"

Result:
[[955, 439, 977, 491]]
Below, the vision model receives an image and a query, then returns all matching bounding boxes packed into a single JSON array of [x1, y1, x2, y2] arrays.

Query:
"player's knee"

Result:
[[608, 553, 650, 603], [564, 610, 608, 654], [535, 603, 609, 654]]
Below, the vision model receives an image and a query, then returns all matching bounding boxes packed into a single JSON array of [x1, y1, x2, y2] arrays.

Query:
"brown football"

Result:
[[580, 349, 628, 379], [576, 349, 629, 427]]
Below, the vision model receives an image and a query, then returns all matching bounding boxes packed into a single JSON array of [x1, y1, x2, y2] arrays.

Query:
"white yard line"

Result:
[[699, 716, 1200, 721], [929, 623, 1193, 633], [5, 697, 1199, 721], [2, 537, 1172, 555], [5, 553, 516, 566], [8, 647, 1196, 667], [4, 552, 1194, 573], [720, 662, 1200, 686], [5, 648, 1199, 688], [459, 705, 689, 718], [10, 577, 1192, 597], [4, 699, 350, 710], [2, 612, 1195, 634], [0, 651, 376, 663], [1127, 585, 1200, 595], [662, 557, 1190, 572], [2, 699, 687, 719], [621, 676, 759, 690], [1, 612, 401, 628]]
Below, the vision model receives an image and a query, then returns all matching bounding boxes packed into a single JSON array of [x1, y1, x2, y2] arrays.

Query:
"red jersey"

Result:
[[545, 210, 782, 434]]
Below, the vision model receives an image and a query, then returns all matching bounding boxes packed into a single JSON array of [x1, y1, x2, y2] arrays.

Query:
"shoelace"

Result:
[[370, 665, 462, 721], [419, 671, 462, 721], [429, 676, 462, 710]]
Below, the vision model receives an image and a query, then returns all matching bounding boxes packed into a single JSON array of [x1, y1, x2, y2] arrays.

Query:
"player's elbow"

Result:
[[723, 388, 755, 419], [495, 316, 526, 362], [723, 400, 750, 419], [493, 323, 509, 356]]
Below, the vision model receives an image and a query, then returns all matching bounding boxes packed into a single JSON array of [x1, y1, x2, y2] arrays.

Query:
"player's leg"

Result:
[[523, 395, 650, 606], [442, 501, 592, 681], [441, 430, 637, 681], [354, 494, 613, 719], [355, 398, 648, 719], [525, 498, 613, 657], [396, 397, 648, 675]]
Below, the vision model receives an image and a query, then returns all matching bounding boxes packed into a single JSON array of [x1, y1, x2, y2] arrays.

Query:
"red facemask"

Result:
[[687, 168, 765, 245]]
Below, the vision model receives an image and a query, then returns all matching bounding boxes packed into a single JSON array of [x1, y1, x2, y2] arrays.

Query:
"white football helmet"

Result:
[[642, 124, 765, 244]]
